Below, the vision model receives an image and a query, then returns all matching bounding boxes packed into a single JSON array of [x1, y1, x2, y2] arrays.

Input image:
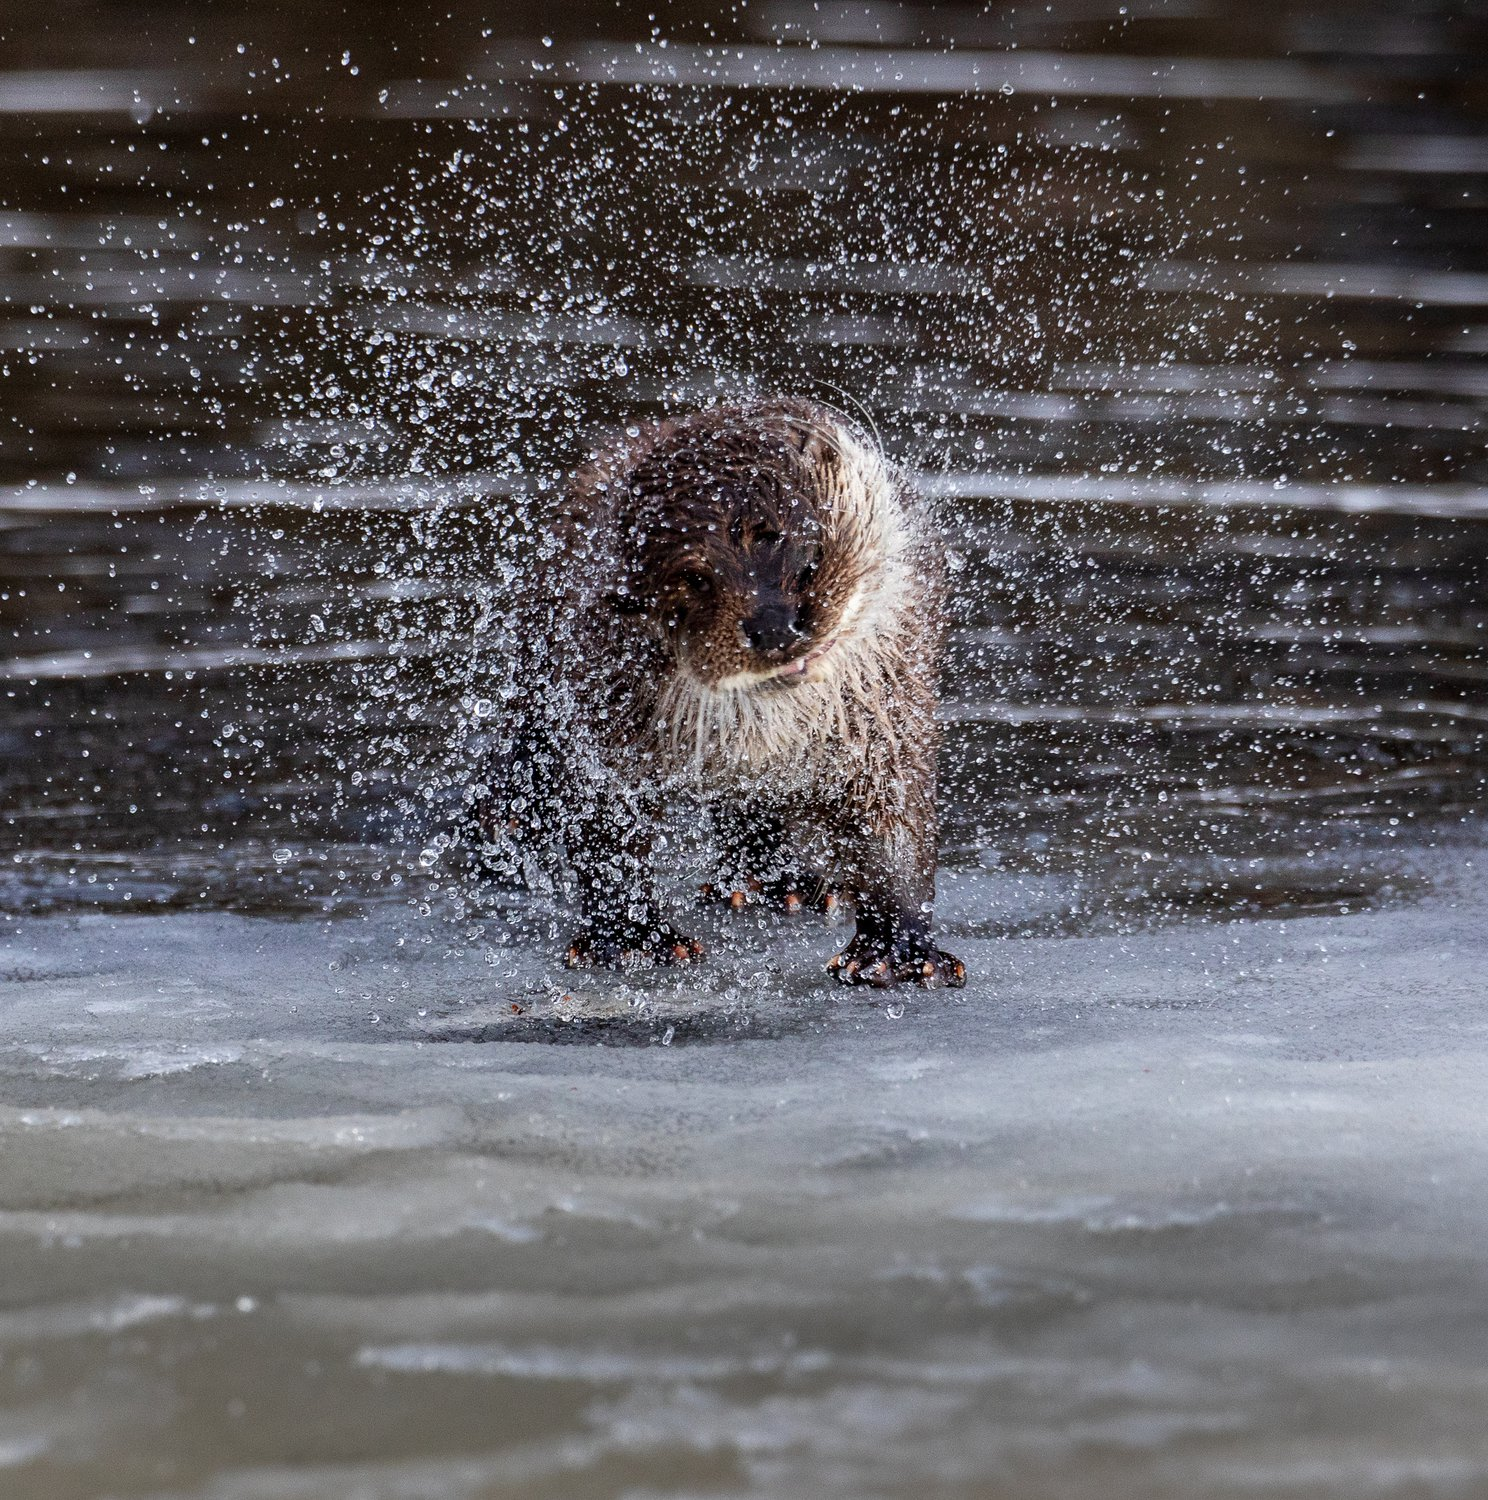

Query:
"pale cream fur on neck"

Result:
[[648, 418, 920, 779]]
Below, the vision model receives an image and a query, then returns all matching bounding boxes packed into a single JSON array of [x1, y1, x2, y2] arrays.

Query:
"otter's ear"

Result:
[[785, 422, 840, 477], [782, 420, 815, 456]]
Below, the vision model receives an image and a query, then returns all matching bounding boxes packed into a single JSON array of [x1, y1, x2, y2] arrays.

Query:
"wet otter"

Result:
[[479, 397, 965, 989]]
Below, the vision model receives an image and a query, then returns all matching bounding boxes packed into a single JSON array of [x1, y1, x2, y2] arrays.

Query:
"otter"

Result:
[[478, 397, 965, 989]]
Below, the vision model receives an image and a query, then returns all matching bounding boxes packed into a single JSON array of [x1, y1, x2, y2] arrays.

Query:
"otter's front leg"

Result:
[[564, 794, 703, 970], [826, 791, 965, 990]]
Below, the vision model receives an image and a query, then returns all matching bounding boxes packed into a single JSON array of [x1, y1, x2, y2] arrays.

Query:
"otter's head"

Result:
[[598, 404, 898, 692]]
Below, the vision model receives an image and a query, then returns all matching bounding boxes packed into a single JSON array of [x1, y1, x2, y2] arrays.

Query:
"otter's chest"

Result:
[[647, 678, 855, 794]]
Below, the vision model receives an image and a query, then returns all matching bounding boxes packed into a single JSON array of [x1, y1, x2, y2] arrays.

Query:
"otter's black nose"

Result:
[[741, 603, 804, 655]]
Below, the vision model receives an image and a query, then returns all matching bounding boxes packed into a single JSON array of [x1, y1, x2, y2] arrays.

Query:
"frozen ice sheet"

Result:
[[0, 848, 1486, 1497]]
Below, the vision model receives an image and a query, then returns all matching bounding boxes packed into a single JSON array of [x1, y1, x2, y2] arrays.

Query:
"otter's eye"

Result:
[[799, 545, 825, 588], [682, 570, 714, 598]]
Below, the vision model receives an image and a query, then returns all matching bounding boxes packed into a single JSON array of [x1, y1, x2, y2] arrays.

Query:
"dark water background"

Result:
[[2, 0, 1486, 932]]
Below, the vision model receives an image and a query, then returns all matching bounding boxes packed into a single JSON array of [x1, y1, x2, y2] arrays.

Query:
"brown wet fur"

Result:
[[478, 397, 965, 989]]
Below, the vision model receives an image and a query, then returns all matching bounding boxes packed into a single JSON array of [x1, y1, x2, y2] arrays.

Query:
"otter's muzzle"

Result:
[[739, 603, 805, 656]]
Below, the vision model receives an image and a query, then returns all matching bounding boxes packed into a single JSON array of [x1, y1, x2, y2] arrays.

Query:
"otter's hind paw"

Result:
[[699, 876, 842, 915], [565, 923, 704, 971], [827, 935, 966, 990]]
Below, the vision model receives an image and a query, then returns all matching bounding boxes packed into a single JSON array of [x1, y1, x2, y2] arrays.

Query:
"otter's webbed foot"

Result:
[[565, 919, 704, 971], [827, 930, 966, 990]]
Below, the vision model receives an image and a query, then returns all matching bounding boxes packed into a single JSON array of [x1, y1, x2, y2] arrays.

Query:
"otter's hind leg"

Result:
[[701, 803, 837, 915]]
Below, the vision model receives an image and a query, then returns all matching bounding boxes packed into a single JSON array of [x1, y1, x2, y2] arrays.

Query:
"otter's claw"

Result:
[[565, 925, 704, 970], [827, 936, 966, 990]]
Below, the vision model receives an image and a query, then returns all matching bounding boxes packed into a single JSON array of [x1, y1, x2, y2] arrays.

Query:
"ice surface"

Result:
[[2, 850, 1486, 1497]]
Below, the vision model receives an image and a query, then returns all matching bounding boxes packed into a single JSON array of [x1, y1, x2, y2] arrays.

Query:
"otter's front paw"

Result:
[[565, 922, 704, 970], [827, 933, 966, 989]]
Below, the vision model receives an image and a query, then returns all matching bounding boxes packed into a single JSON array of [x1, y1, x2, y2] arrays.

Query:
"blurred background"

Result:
[[1, 0, 1485, 930]]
